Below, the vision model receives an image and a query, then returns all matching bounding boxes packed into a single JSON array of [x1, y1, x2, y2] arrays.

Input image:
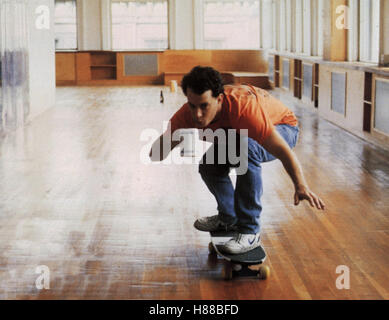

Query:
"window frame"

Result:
[[110, 0, 170, 51], [359, 0, 381, 63], [202, 0, 262, 50], [54, 0, 78, 51]]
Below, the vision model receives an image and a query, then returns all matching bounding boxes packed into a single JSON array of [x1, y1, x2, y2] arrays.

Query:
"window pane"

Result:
[[112, 1, 168, 50], [54, 0, 77, 50], [359, 0, 380, 63], [317, 0, 324, 56], [203, 0, 260, 50], [374, 79, 389, 135], [295, 0, 303, 53]]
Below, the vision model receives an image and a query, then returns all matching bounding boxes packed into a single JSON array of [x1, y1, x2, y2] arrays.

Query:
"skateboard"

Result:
[[208, 231, 270, 280]]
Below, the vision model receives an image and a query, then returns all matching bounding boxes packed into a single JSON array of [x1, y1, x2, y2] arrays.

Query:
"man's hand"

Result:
[[294, 184, 325, 210], [262, 129, 325, 211]]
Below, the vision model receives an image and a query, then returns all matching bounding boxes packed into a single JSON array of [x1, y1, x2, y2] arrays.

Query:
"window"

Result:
[[271, 0, 278, 50], [347, 0, 359, 61], [348, 0, 380, 63], [54, 0, 77, 50], [309, 0, 324, 57], [285, 0, 292, 52], [272, 0, 323, 56], [302, 0, 311, 55], [277, 0, 293, 52], [315, 0, 324, 57], [260, 0, 273, 49], [294, 0, 303, 53], [359, 0, 380, 63], [111, 0, 168, 50], [203, 0, 260, 50], [279, 0, 286, 51]]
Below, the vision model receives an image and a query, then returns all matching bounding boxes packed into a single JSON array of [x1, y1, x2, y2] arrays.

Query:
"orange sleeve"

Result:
[[230, 96, 274, 145]]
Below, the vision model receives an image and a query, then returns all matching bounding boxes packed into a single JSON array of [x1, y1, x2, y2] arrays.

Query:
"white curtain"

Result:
[[0, 0, 30, 131]]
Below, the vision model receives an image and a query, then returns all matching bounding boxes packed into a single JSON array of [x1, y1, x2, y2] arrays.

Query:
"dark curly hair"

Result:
[[181, 66, 224, 98]]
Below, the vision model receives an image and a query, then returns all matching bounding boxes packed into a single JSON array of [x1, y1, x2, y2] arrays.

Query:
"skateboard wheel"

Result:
[[222, 264, 233, 280], [258, 265, 270, 280], [208, 242, 216, 255], [207, 253, 218, 269]]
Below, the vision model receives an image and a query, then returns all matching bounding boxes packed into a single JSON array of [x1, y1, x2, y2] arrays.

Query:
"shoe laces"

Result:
[[234, 234, 244, 243]]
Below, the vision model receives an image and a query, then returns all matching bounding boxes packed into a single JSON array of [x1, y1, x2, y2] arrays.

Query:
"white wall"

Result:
[[27, 0, 56, 121], [171, 0, 195, 49], [77, 0, 102, 50]]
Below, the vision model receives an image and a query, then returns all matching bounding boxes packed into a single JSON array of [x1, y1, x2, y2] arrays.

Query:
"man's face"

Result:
[[186, 88, 223, 128]]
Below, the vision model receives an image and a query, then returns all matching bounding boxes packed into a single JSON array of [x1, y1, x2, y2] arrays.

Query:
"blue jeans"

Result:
[[198, 124, 300, 234]]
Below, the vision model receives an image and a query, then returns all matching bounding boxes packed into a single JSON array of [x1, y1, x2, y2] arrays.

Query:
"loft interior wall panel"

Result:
[[161, 50, 212, 73], [56, 53, 76, 81], [27, 0, 55, 120], [124, 54, 158, 76], [303, 63, 313, 100], [331, 71, 347, 115], [211, 50, 266, 72], [160, 50, 267, 74], [374, 79, 389, 135], [268, 56, 274, 82], [282, 59, 290, 89], [0, 0, 30, 131]]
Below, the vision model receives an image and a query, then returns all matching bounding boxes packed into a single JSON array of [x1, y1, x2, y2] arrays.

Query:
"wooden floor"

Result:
[[0, 86, 388, 300]]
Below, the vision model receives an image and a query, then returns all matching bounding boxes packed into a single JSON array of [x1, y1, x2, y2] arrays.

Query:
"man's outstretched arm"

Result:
[[261, 129, 325, 210], [149, 131, 181, 162]]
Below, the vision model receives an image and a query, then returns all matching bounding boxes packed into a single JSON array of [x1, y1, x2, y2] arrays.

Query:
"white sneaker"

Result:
[[194, 215, 237, 232], [218, 233, 261, 254]]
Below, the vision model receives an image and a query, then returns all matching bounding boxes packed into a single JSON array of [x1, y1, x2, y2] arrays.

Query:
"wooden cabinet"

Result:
[[314, 63, 319, 108], [90, 52, 117, 80], [293, 59, 302, 99], [363, 72, 373, 132], [371, 75, 389, 143], [55, 53, 76, 84], [56, 50, 270, 86], [75, 52, 91, 81], [274, 55, 280, 87]]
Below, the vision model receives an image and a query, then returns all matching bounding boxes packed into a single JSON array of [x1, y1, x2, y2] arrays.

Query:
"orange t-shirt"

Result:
[[169, 84, 298, 145]]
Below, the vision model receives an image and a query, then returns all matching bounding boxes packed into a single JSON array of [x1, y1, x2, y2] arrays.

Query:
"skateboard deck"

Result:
[[214, 244, 266, 264], [208, 231, 270, 280]]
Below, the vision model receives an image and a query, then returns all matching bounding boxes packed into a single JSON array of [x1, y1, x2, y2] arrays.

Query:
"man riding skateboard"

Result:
[[149, 66, 325, 255]]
